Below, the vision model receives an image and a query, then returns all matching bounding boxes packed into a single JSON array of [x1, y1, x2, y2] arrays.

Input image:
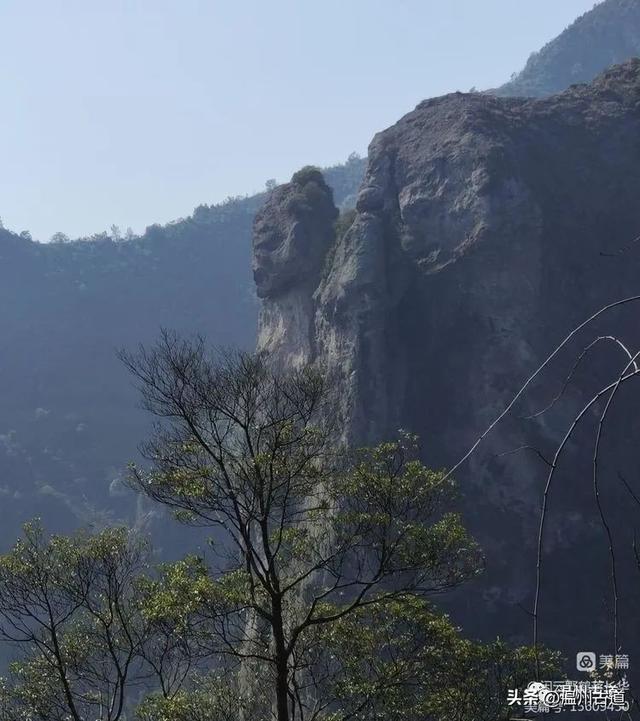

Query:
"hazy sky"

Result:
[[1, 0, 597, 241]]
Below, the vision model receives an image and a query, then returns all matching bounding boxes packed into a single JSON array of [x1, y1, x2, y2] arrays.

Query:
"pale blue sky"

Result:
[[0, 0, 596, 241]]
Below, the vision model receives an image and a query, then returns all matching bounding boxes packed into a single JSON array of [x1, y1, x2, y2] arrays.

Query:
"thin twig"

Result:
[[600, 233, 640, 258], [444, 296, 640, 483], [523, 335, 638, 420], [532, 368, 640, 676], [617, 472, 640, 509], [494, 445, 552, 468]]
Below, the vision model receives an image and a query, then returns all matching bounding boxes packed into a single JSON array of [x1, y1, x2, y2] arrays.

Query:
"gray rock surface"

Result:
[[254, 167, 338, 368], [254, 60, 640, 659]]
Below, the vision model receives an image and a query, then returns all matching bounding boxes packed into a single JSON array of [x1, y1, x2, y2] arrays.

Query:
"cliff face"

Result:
[[496, 0, 640, 97], [254, 60, 640, 653], [254, 167, 338, 368]]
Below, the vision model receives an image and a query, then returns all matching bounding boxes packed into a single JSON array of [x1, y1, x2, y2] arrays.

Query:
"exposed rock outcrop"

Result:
[[254, 60, 640, 656], [253, 167, 338, 369]]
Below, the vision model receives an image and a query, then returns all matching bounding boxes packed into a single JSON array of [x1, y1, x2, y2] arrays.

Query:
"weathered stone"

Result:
[[253, 168, 338, 368], [254, 60, 640, 660]]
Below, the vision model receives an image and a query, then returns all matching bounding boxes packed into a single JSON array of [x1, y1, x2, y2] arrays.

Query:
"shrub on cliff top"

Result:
[[291, 165, 325, 188]]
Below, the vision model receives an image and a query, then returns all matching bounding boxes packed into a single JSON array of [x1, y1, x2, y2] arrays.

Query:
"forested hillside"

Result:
[[496, 0, 640, 96], [0, 155, 365, 548]]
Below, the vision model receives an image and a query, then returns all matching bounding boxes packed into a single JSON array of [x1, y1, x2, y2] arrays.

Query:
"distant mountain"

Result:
[[0, 155, 365, 548], [495, 0, 640, 97]]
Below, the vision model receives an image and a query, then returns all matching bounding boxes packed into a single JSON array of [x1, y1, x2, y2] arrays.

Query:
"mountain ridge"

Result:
[[495, 0, 640, 97], [0, 157, 364, 544]]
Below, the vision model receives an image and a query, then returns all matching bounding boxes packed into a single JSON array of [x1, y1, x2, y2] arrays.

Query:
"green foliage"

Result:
[[136, 674, 255, 721], [0, 521, 149, 721], [0, 457, 557, 721], [139, 557, 254, 633], [291, 165, 325, 188], [140, 555, 214, 626], [119, 346, 554, 720], [0, 346, 561, 720], [329, 439, 482, 591], [135, 589, 560, 721], [325, 595, 561, 721], [284, 166, 337, 222]]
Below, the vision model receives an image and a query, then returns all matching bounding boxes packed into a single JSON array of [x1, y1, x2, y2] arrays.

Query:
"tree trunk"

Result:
[[272, 597, 290, 721]]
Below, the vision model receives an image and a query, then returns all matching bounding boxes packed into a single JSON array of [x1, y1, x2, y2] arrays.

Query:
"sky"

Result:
[[0, 0, 597, 242]]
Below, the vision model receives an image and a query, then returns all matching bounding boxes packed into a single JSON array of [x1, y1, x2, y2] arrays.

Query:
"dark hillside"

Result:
[[0, 156, 365, 546]]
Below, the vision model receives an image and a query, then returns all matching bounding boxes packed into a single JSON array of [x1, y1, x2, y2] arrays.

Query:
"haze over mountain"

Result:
[[0, 157, 364, 548], [1, 0, 638, 559], [1, 0, 594, 242], [496, 0, 640, 96]]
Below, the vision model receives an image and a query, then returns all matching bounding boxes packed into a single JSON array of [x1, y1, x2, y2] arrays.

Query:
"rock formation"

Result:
[[254, 60, 640, 658]]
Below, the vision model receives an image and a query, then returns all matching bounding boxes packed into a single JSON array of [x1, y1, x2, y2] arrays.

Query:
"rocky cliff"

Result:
[[254, 60, 640, 656]]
